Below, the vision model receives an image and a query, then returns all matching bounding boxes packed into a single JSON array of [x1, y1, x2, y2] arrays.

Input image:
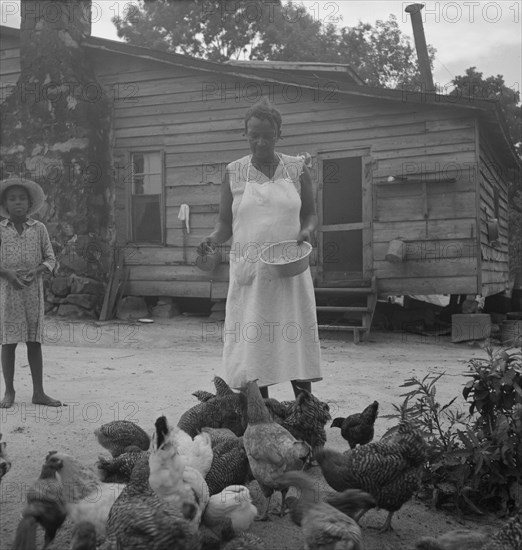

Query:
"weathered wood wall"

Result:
[[478, 128, 510, 296], [2, 35, 512, 299]]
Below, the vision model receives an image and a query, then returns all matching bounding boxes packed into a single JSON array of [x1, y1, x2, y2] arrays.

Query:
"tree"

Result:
[[113, 1, 435, 89], [114, 0, 277, 61]]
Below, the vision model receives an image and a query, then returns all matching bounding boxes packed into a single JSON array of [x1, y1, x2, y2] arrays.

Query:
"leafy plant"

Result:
[[386, 348, 522, 515]]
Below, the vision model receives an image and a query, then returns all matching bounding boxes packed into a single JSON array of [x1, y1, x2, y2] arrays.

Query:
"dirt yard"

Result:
[[0, 316, 507, 549]]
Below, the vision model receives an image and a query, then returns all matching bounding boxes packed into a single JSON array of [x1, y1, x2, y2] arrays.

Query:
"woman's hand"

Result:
[[5, 270, 26, 290], [197, 236, 217, 256], [17, 268, 38, 285], [296, 228, 312, 245]]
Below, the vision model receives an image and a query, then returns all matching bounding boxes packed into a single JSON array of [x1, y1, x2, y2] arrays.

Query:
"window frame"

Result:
[[127, 149, 166, 246]]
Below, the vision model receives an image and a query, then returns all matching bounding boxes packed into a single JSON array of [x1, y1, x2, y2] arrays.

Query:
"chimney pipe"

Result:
[[405, 4, 435, 92]]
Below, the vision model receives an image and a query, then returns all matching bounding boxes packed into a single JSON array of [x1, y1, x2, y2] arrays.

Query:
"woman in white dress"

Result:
[[200, 97, 322, 398]]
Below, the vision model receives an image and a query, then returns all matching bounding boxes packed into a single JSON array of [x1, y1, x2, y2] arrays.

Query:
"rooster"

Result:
[[331, 401, 379, 449], [315, 421, 428, 532], [12, 454, 67, 550], [241, 380, 311, 520], [278, 471, 373, 550]]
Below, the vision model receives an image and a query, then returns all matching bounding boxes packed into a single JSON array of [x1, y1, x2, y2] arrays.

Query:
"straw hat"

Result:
[[0, 176, 46, 218]]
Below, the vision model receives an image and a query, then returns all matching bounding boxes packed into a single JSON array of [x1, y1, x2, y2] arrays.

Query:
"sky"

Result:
[[1, 0, 521, 94]]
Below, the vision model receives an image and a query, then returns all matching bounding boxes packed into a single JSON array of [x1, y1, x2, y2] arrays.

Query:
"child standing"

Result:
[[0, 176, 61, 408]]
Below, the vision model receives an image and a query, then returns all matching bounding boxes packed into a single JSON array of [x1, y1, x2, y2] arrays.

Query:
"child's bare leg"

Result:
[[291, 380, 311, 398], [1, 344, 17, 408], [27, 342, 61, 407]]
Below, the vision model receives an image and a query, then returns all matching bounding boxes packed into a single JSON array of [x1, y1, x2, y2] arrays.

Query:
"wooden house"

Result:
[[1, 26, 519, 335]]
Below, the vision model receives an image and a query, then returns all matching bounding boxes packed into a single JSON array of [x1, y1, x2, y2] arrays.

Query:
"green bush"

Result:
[[386, 348, 522, 515]]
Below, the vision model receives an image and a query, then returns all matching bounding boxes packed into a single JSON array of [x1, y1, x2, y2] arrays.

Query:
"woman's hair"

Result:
[[244, 96, 282, 138], [1, 185, 33, 210]]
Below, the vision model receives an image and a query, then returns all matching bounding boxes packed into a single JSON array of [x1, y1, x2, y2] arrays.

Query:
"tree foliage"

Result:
[[113, 0, 435, 89]]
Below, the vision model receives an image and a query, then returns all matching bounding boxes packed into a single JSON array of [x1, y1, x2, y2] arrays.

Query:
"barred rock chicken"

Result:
[[12, 454, 67, 550], [97, 446, 148, 482], [331, 401, 379, 449], [315, 421, 428, 532], [94, 420, 150, 457], [280, 389, 331, 451], [103, 454, 200, 550], [204, 434, 251, 496], [241, 380, 311, 520], [279, 471, 372, 550], [202, 485, 258, 534], [481, 511, 522, 550], [0, 432, 11, 481], [149, 416, 210, 529], [222, 532, 266, 550], [180, 379, 247, 438]]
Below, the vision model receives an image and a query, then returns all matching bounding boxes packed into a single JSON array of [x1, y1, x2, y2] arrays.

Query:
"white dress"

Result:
[[221, 153, 322, 389]]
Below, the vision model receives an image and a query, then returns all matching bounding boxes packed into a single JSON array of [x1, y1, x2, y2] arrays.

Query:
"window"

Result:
[[130, 152, 163, 243]]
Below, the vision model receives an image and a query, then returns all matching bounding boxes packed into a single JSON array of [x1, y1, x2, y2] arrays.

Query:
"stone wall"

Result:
[[0, 0, 115, 318]]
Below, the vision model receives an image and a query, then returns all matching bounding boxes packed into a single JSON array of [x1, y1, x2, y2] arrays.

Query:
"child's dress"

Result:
[[0, 218, 56, 344], [221, 153, 322, 389]]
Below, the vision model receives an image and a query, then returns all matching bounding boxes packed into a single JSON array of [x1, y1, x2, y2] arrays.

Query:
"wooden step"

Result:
[[315, 287, 372, 296], [318, 324, 364, 343], [316, 306, 369, 313]]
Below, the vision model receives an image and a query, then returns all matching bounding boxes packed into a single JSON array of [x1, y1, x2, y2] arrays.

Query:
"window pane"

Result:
[[133, 154, 144, 175], [132, 195, 162, 242]]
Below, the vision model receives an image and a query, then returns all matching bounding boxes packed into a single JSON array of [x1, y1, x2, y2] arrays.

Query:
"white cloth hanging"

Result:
[[178, 204, 190, 233]]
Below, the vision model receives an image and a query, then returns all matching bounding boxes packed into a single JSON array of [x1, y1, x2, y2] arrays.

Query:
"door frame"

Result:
[[316, 147, 373, 284]]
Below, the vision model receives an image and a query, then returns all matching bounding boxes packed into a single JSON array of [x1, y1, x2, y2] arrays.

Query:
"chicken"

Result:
[[281, 389, 331, 452], [331, 401, 379, 449], [221, 532, 266, 550], [203, 429, 251, 496], [47, 451, 125, 537], [179, 381, 247, 438], [94, 420, 150, 457], [480, 511, 522, 550], [284, 488, 375, 528], [70, 521, 98, 550], [97, 446, 148, 482], [315, 420, 428, 532], [12, 454, 67, 550], [278, 471, 372, 550], [0, 432, 11, 481], [104, 453, 201, 550], [149, 415, 209, 529], [241, 379, 311, 520], [202, 485, 257, 533], [175, 428, 213, 478]]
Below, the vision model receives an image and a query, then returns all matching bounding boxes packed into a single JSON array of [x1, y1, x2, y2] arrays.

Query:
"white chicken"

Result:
[[175, 427, 213, 478], [149, 415, 210, 529], [46, 451, 125, 537], [202, 485, 258, 534]]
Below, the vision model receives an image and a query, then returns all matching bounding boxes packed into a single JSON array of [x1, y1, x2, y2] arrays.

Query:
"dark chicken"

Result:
[[0, 433, 11, 481], [315, 421, 428, 532], [12, 455, 67, 550], [331, 401, 379, 449]]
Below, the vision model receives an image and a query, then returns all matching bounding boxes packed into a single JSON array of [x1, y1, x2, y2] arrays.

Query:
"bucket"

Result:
[[385, 239, 405, 263], [501, 320, 522, 347], [260, 240, 312, 278]]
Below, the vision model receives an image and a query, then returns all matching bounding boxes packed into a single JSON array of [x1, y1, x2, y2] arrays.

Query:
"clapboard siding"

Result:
[[0, 47, 20, 96], [2, 35, 513, 300], [93, 51, 484, 297], [478, 130, 510, 296]]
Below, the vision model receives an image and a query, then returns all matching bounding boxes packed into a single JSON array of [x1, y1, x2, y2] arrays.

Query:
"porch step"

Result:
[[315, 276, 378, 344], [316, 306, 370, 313]]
